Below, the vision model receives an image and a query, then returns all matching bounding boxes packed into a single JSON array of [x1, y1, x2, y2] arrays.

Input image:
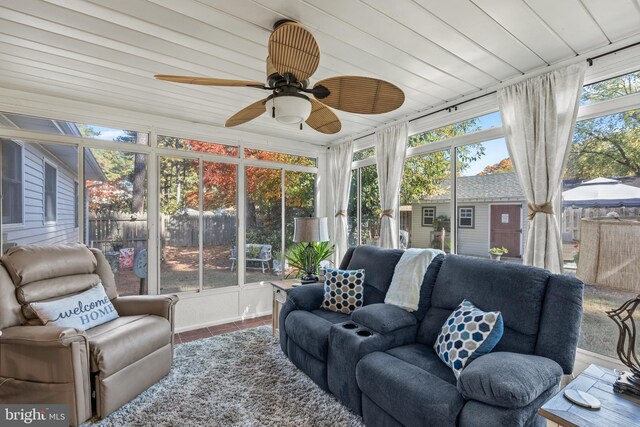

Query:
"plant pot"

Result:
[[489, 253, 502, 261]]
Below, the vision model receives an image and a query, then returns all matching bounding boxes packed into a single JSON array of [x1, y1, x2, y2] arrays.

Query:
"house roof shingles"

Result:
[[421, 172, 525, 203]]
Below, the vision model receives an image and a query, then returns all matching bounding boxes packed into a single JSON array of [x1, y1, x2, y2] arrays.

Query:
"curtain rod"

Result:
[[339, 90, 498, 145], [329, 40, 640, 148], [586, 41, 640, 66]]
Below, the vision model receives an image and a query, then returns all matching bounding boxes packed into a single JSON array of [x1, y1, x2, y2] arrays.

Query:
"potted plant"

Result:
[[489, 247, 509, 260], [285, 241, 335, 281]]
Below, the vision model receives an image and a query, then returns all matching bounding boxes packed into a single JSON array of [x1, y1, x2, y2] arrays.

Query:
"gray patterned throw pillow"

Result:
[[321, 268, 365, 314]]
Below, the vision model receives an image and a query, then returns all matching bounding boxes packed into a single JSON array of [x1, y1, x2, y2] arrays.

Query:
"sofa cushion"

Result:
[[434, 299, 503, 377], [322, 268, 364, 314], [285, 309, 349, 361], [346, 246, 403, 305], [419, 255, 550, 355], [457, 352, 562, 408], [30, 284, 118, 329], [357, 351, 465, 427], [351, 303, 417, 334], [86, 314, 171, 376], [386, 344, 456, 385]]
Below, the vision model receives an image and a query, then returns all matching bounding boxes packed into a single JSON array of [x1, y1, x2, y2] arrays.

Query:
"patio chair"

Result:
[[230, 244, 272, 273]]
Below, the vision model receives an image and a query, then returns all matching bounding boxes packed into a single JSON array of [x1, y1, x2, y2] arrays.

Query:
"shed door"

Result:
[[490, 205, 522, 257]]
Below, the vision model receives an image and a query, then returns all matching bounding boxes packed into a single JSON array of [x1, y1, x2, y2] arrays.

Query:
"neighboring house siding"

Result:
[[458, 203, 490, 257], [411, 201, 527, 258], [4, 143, 77, 246], [411, 203, 451, 249]]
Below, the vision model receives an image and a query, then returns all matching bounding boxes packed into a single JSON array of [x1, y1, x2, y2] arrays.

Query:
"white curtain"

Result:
[[375, 122, 408, 248], [498, 63, 586, 273], [329, 140, 354, 263]]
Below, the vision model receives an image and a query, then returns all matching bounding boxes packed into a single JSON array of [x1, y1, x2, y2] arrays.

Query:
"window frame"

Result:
[[458, 206, 475, 229], [2, 139, 25, 227], [421, 206, 436, 227], [43, 160, 58, 224]]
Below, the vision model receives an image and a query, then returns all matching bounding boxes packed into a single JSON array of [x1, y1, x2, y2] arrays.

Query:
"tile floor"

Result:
[[174, 315, 272, 344]]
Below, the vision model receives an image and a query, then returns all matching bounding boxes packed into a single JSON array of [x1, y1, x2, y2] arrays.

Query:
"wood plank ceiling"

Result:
[[0, 0, 639, 145]]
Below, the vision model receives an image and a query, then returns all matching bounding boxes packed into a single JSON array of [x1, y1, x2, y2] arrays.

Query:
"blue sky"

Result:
[[461, 112, 509, 176], [83, 125, 128, 141]]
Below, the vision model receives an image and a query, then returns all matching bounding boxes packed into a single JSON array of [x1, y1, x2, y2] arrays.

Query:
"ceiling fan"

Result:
[[154, 20, 405, 135]]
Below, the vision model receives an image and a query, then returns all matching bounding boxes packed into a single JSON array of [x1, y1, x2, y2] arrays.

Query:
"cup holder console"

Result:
[[342, 323, 358, 330], [356, 330, 373, 337]]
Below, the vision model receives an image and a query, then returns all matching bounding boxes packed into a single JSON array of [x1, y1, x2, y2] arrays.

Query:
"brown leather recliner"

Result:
[[0, 244, 179, 426]]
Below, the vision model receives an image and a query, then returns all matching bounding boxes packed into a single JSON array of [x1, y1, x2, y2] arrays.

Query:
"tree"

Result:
[[478, 158, 513, 176], [566, 71, 640, 179], [567, 109, 640, 179], [114, 131, 147, 214]]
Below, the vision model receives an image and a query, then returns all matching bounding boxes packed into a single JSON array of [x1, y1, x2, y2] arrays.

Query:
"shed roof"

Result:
[[419, 172, 525, 203]]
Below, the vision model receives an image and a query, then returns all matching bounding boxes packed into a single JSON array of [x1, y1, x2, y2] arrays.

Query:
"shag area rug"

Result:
[[83, 326, 364, 427]]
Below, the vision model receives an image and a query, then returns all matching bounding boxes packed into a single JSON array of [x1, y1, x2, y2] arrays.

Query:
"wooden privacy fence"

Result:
[[577, 218, 640, 292], [562, 206, 640, 241], [88, 213, 148, 253], [88, 212, 236, 250], [161, 212, 236, 247]]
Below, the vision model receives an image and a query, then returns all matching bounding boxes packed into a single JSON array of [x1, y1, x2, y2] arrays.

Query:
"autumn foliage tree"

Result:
[[478, 158, 513, 175]]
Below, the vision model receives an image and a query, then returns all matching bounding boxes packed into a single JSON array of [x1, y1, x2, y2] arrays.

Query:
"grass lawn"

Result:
[[578, 283, 637, 359]]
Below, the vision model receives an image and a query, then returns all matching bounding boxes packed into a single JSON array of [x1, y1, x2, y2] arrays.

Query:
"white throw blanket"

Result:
[[385, 248, 445, 312]]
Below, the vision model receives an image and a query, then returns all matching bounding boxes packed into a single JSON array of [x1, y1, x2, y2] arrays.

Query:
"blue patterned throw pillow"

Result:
[[434, 299, 503, 377], [322, 268, 365, 314]]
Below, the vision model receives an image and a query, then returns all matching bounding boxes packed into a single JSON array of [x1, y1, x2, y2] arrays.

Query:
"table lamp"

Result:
[[293, 217, 329, 284]]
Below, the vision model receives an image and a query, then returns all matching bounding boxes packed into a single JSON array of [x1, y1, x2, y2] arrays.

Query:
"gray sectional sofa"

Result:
[[279, 245, 584, 427]]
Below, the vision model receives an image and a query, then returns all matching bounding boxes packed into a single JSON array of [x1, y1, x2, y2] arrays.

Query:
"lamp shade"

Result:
[[293, 217, 329, 243], [265, 94, 312, 124]]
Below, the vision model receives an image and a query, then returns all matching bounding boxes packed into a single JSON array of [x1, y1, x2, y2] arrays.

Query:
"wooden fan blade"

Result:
[[225, 99, 267, 127], [268, 22, 320, 81], [313, 76, 405, 114], [306, 99, 341, 134], [155, 75, 264, 88]]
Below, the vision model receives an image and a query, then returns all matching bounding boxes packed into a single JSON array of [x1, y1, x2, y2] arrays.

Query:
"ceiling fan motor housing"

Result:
[[266, 92, 312, 125]]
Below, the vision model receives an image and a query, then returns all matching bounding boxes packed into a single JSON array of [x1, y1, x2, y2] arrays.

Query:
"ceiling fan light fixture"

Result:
[[266, 94, 312, 125]]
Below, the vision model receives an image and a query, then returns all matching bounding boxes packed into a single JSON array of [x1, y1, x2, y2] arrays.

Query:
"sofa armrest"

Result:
[[1, 325, 86, 347], [286, 283, 324, 311], [0, 326, 92, 426], [112, 295, 179, 325], [0, 326, 88, 382], [457, 352, 563, 409], [351, 303, 417, 334]]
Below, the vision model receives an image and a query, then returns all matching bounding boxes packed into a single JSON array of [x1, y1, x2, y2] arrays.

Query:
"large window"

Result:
[[580, 69, 640, 105], [563, 107, 640, 359], [454, 138, 521, 258], [349, 165, 380, 246], [159, 156, 202, 294], [402, 150, 451, 251], [2, 140, 23, 225], [202, 161, 238, 290], [158, 135, 238, 157], [44, 162, 57, 222], [408, 111, 501, 148], [85, 148, 149, 296]]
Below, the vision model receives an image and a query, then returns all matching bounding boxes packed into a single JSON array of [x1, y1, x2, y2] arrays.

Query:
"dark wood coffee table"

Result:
[[538, 364, 640, 426]]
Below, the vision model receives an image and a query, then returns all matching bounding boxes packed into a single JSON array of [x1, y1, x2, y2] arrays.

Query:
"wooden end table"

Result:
[[269, 279, 302, 337], [539, 364, 640, 426]]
